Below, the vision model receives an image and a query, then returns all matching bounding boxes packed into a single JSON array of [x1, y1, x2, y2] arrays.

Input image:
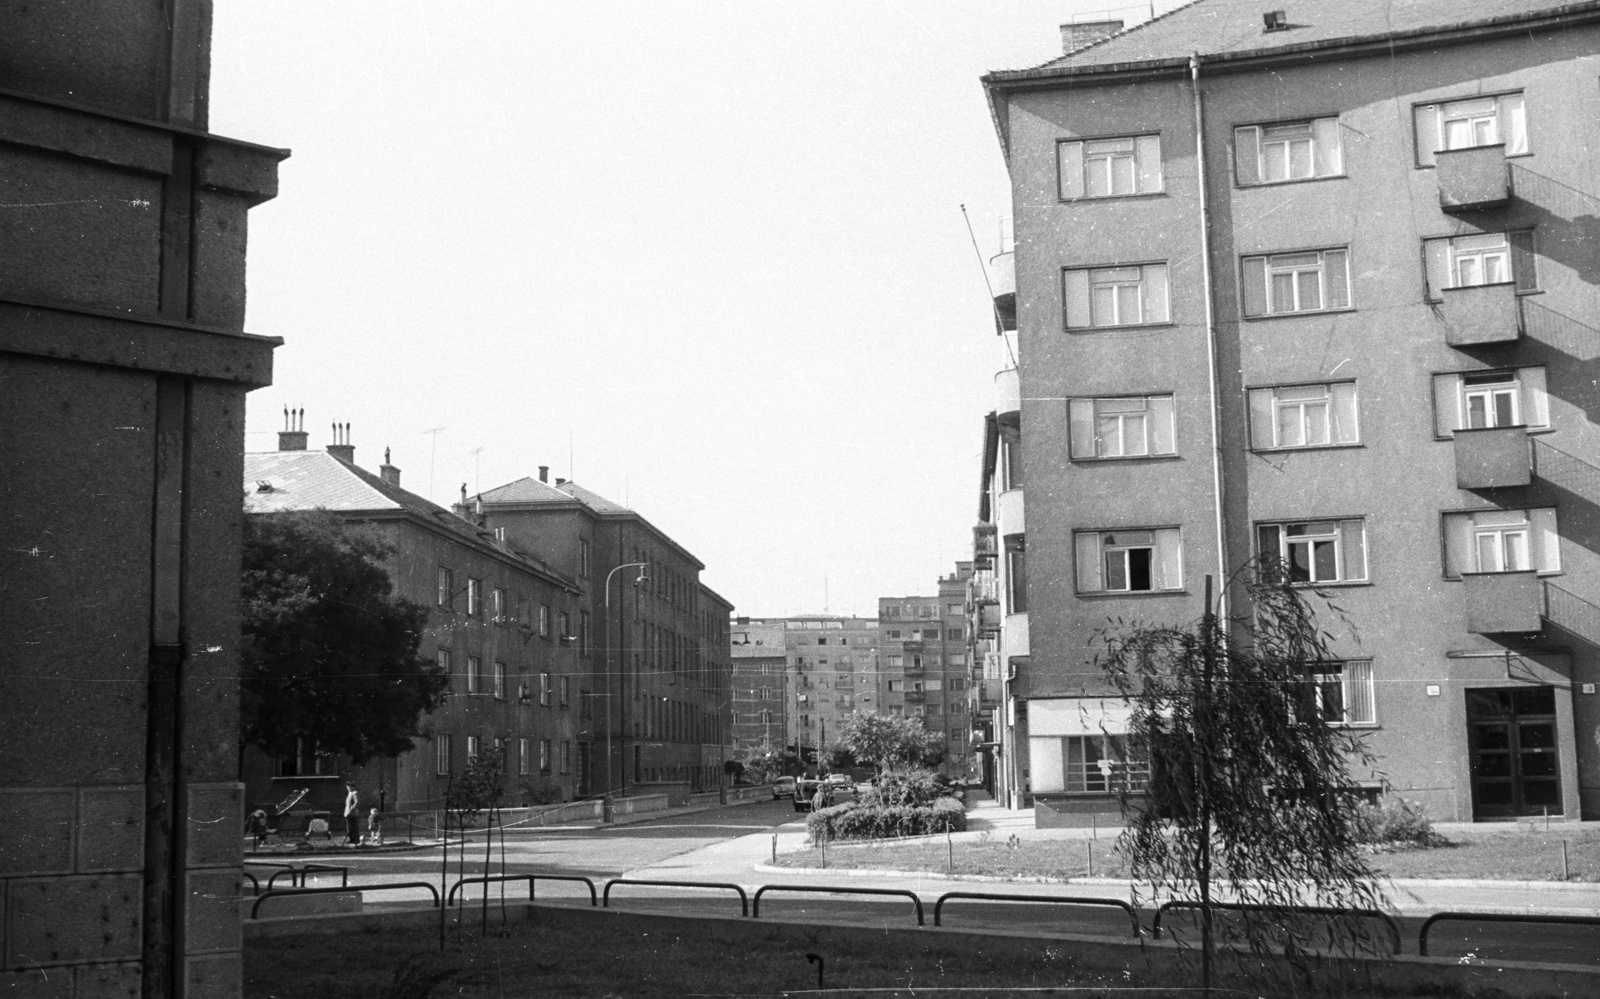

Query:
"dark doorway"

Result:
[[1466, 686, 1561, 819]]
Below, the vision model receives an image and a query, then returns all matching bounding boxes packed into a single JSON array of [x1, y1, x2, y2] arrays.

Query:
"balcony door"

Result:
[[1466, 686, 1560, 819]]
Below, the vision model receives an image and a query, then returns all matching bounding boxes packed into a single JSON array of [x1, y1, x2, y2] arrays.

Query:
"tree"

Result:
[[241, 510, 449, 765], [1097, 572, 1385, 994], [836, 712, 942, 774]]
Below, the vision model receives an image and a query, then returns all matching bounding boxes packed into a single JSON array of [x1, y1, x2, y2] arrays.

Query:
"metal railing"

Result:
[[1153, 901, 1402, 954], [1532, 437, 1600, 505], [250, 881, 440, 919], [1543, 581, 1600, 648], [1418, 911, 1600, 956], [933, 891, 1140, 936], [753, 884, 924, 926], [448, 874, 597, 907], [241, 871, 259, 896], [249, 863, 349, 891], [602, 878, 749, 917]]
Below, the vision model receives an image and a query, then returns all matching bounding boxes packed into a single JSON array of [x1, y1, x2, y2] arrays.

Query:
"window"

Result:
[[1058, 134, 1162, 199], [887, 630, 901, 639], [538, 604, 551, 638], [492, 587, 507, 623], [1247, 382, 1359, 450], [579, 538, 591, 578], [540, 739, 552, 773], [1068, 395, 1175, 459], [947, 627, 963, 639], [492, 660, 506, 700], [560, 675, 570, 707], [1241, 249, 1350, 316], [1063, 264, 1170, 328], [559, 612, 571, 642], [1432, 368, 1548, 436], [1059, 735, 1149, 794], [579, 611, 591, 658], [949, 653, 966, 666], [1423, 231, 1537, 299], [887, 680, 902, 693], [1004, 535, 1028, 613], [887, 655, 903, 670], [436, 734, 452, 775], [1234, 117, 1342, 185], [1000, 436, 1024, 489], [437, 567, 455, 610], [517, 738, 530, 776], [1442, 508, 1560, 577], [437, 648, 452, 683], [1074, 529, 1183, 593], [540, 672, 552, 706], [949, 677, 968, 691], [918, 606, 933, 618], [1415, 93, 1527, 166], [1308, 660, 1376, 726], [466, 578, 482, 618], [1257, 520, 1368, 585], [466, 735, 480, 764], [466, 655, 483, 695]]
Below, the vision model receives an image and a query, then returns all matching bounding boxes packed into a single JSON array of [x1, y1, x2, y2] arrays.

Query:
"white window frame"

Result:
[[1309, 660, 1377, 726], [1063, 264, 1170, 329], [1074, 529, 1183, 594], [1235, 116, 1342, 185], [538, 604, 551, 638], [492, 661, 506, 700], [1247, 382, 1359, 450], [466, 735, 480, 764], [436, 734, 452, 775], [1431, 367, 1548, 437], [1423, 231, 1537, 300], [1257, 519, 1368, 585], [1441, 508, 1559, 578], [466, 655, 482, 695], [1241, 248, 1351, 317], [540, 738, 552, 773], [466, 578, 481, 618], [540, 672, 552, 707], [517, 738, 530, 776], [1058, 134, 1163, 199], [1415, 92, 1528, 166], [1069, 395, 1175, 459]]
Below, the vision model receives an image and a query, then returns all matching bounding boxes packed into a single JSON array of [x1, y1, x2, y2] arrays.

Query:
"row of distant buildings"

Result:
[[970, 1, 1600, 824], [729, 566, 981, 778], [244, 423, 733, 813]]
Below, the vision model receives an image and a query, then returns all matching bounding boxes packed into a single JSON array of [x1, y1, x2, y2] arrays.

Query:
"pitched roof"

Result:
[[988, 0, 1600, 80], [474, 476, 631, 516]]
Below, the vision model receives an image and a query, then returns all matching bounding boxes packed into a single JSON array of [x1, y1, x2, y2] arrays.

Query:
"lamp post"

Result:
[[604, 561, 649, 806]]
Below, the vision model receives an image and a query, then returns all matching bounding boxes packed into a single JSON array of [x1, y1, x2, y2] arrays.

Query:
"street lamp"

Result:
[[604, 561, 649, 806]]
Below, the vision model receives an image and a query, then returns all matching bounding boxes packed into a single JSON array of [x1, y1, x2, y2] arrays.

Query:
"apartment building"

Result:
[[880, 570, 978, 779], [730, 618, 788, 759], [243, 430, 585, 812], [981, 0, 1600, 823], [783, 616, 883, 763], [467, 472, 734, 797], [0, 4, 285, 995]]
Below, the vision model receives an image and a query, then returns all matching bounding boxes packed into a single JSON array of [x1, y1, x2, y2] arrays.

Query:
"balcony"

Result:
[[1439, 283, 1521, 347], [989, 251, 1016, 332], [1436, 144, 1510, 212], [1463, 571, 1543, 634], [973, 523, 998, 568], [996, 367, 1021, 424], [904, 689, 926, 701], [1003, 611, 1030, 659], [996, 488, 1025, 534], [979, 678, 1003, 707], [978, 601, 1002, 637], [1455, 425, 1531, 489], [900, 640, 925, 653]]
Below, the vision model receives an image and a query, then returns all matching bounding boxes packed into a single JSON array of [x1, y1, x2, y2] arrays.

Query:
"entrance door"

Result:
[[1466, 686, 1561, 819]]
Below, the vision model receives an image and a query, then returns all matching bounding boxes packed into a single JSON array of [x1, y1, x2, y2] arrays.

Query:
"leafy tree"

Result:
[[836, 712, 942, 774], [1097, 572, 1385, 994], [241, 510, 449, 765]]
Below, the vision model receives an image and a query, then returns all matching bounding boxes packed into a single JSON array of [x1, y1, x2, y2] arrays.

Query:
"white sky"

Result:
[[211, 1, 1178, 618]]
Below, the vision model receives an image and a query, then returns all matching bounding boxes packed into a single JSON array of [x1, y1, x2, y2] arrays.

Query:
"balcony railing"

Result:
[[1454, 425, 1531, 489], [996, 367, 1021, 422], [903, 689, 926, 701], [1436, 143, 1510, 211], [1439, 283, 1522, 346], [1532, 438, 1600, 505], [973, 523, 997, 568], [1544, 581, 1600, 648], [1462, 571, 1543, 634], [989, 251, 1016, 333]]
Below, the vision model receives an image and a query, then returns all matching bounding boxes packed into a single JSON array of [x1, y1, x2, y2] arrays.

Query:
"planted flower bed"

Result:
[[805, 770, 966, 843]]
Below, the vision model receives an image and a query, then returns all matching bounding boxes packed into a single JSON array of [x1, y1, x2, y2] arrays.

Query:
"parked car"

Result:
[[771, 776, 796, 799], [793, 777, 827, 812], [824, 773, 853, 791]]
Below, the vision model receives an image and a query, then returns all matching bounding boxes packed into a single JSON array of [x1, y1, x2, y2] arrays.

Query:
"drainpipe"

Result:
[[1191, 52, 1230, 624]]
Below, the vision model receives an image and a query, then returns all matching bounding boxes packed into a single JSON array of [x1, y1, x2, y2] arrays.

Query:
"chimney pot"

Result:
[[379, 449, 401, 487], [555, 477, 567, 486], [539, 465, 549, 483], [1060, 19, 1123, 54]]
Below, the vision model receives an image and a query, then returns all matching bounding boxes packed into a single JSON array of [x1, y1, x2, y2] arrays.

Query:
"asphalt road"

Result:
[[250, 798, 1600, 967]]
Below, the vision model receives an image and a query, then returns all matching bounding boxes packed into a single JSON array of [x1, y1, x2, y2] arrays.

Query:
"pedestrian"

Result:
[[367, 805, 382, 846], [247, 808, 269, 850], [343, 783, 361, 845]]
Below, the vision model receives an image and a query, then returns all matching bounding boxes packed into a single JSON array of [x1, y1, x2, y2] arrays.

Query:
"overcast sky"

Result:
[[211, 1, 1177, 617]]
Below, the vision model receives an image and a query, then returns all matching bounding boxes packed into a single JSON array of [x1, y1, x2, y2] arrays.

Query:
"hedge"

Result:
[[806, 796, 966, 843]]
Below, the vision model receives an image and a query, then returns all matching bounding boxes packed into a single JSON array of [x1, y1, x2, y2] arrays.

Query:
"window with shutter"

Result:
[[1235, 116, 1343, 185], [1240, 248, 1352, 316], [1074, 529, 1183, 593], [1256, 519, 1369, 584], [1442, 508, 1560, 577], [1068, 395, 1176, 459], [1422, 231, 1537, 299], [1063, 264, 1171, 328], [1058, 134, 1163, 199], [1414, 92, 1527, 166], [1430, 367, 1548, 437], [1246, 382, 1359, 450]]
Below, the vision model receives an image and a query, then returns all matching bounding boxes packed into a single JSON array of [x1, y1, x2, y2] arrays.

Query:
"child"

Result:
[[367, 806, 383, 846]]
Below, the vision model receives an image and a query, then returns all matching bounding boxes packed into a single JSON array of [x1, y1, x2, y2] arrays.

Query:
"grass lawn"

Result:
[[774, 829, 1600, 883]]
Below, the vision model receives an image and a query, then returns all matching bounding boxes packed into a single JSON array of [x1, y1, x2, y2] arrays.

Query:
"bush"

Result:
[[861, 770, 943, 809], [1353, 797, 1449, 849], [806, 796, 966, 843]]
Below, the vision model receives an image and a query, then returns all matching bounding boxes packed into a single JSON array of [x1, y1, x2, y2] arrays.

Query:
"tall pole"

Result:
[[605, 560, 649, 806], [1199, 573, 1216, 998]]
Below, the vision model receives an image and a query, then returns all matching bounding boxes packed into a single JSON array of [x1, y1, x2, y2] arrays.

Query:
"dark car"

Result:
[[771, 776, 797, 799], [793, 778, 828, 812]]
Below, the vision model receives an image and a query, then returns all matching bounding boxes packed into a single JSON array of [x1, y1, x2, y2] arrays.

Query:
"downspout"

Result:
[[1190, 52, 1229, 624]]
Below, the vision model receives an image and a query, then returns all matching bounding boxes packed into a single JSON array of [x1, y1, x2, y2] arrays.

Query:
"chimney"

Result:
[[555, 477, 567, 486], [379, 447, 400, 486], [1060, 19, 1123, 53], [538, 465, 549, 483], [278, 406, 308, 451], [326, 421, 355, 465]]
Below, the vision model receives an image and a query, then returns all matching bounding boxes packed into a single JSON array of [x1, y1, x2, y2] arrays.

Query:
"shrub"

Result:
[[806, 796, 966, 843], [861, 770, 943, 809], [1353, 797, 1449, 849]]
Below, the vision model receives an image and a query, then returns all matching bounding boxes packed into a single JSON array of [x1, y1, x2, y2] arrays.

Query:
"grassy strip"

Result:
[[773, 830, 1600, 882]]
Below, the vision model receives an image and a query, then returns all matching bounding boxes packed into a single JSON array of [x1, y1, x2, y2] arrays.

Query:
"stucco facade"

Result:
[[983, 0, 1600, 822]]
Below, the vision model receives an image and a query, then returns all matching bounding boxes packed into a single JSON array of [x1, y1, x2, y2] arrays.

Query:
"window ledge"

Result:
[[1236, 173, 1347, 190], [1251, 442, 1365, 455], [1075, 589, 1189, 598], [1065, 321, 1179, 334], [1241, 307, 1357, 322], [1275, 580, 1373, 589], [1073, 453, 1182, 464], [1058, 191, 1168, 204], [1445, 570, 1561, 581]]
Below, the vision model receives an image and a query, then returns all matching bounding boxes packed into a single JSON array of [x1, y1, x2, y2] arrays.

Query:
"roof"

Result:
[[244, 451, 574, 588], [987, 0, 1600, 80], [474, 476, 630, 515]]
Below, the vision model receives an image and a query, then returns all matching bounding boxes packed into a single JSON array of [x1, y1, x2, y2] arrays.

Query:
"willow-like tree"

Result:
[[1097, 572, 1387, 994]]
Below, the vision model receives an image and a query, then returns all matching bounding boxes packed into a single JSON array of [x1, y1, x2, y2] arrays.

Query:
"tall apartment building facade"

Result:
[[880, 568, 978, 779], [468, 472, 734, 797], [1, 4, 284, 995], [785, 616, 883, 762], [730, 618, 788, 759], [981, 0, 1600, 823]]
